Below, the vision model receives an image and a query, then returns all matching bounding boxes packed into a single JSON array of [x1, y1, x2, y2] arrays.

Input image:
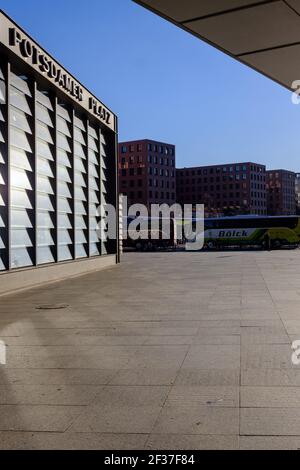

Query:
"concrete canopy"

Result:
[[133, 0, 300, 92]]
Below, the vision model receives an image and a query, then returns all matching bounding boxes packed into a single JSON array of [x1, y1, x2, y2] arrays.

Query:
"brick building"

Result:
[[266, 170, 296, 215], [296, 173, 300, 214], [118, 139, 176, 208], [176, 162, 266, 217]]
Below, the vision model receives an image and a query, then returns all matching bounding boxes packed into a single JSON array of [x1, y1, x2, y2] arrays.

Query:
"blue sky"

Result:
[[1, 0, 300, 171]]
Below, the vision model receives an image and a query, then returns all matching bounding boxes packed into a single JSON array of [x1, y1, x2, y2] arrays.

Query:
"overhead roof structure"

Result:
[[133, 0, 300, 92]]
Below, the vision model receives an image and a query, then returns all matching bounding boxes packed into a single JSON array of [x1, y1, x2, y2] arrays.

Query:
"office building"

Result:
[[119, 139, 176, 208], [266, 169, 296, 215], [295, 173, 300, 214], [176, 162, 266, 216]]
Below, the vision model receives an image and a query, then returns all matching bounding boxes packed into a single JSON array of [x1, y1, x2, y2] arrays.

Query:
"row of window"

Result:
[[179, 185, 248, 193], [178, 165, 247, 176], [121, 155, 143, 164], [178, 174, 248, 185], [178, 166, 265, 177], [179, 182, 247, 191], [182, 195, 249, 206], [148, 167, 175, 177], [120, 155, 175, 167], [120, 167, 143, 176], [267, 182, 295, 189], [148, 155, 175, 166], [177, 164, 264, 176], [121, 179, 175, 189], [123, 191, 175, 201], [120, 143, 174, 156], [250, 192, 266, 199], [147, 143, 174, 155], [120, 168, 175, 177], [149, 179, 175, 188], [183, 193, 246, 200], [268, 187, 296, 195], [268, 172, 295, 179], [180, 194, 266, 207]]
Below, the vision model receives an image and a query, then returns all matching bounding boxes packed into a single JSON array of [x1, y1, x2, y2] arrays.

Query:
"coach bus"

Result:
[[181, 215, 300, 250], [122, 217, 177, 251]]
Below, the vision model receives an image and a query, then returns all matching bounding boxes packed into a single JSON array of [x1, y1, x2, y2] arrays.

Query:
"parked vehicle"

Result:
[[122, 217, 177, 251], [180, 215, 300, 249]]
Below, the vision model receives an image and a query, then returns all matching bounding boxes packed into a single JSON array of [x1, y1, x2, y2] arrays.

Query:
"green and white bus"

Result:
[[181, 215, 300, 249]]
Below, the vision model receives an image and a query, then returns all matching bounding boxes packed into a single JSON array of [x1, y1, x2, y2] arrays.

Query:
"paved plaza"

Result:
[[0, 250, 300, 449]]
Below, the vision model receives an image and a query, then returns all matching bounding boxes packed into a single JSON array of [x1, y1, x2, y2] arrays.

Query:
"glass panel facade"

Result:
[[0, 57, 117, 274], [36, 87, 55, 265], [100, 133, 109, 255], [0, 65, 6, 270], [10, 71, 34, 268], [74, 114, 88, 259], [88, 124, 100, 256], [57, 102, 73, 262]]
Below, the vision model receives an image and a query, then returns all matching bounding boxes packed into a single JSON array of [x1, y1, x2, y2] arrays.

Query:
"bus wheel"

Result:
[[272, 239, 282, 249], [207, 241, 215, 250], [135, 242, 142, 251]]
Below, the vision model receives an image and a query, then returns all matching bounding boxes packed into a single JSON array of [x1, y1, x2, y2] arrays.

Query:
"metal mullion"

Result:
[[54, 96, 58, 263], [0, 60, 8, 270], [6, 61, 11, 270], [71, 108, 76, 259], [114, 117, 120, 263], [86, 118, 90, 258], [98, 126, 102, 256], [32, 79, 37, 266]]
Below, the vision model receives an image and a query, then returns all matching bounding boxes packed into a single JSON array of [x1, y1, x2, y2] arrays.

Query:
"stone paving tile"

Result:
[[175, 369, 240, 386], [240, 436, 300, 450], [0, 368, 117, 386], [0, 432, 148, 450], [190, 313, 242, 321], [195, 320, 241, 328], [193, 335, 240, 345], [241, 344, 293, 369], [0, 405, 85, 432], [91, 385, 170, 408], [143, 336, 194, 345], [182, 345, 240, 370], [282, 320, 300, 335], [152, 406, 239, 435], [0, 384, 102, 405], [110, 368, 178, 386], [145, 434, 239, 450], [125, 345, 189, 369], [195, 327, 241, 337], [240, 408, 300, 435], [69, 405, 163, 434], [241, 386, 300, 407], [241, 369, 300, 386], [241, 335, 290, 345], [240, 319, 283, 327], [165, 385, 239, 407]]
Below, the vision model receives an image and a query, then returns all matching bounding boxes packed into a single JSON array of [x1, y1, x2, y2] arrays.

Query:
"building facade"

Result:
[[0, 11, 118, 295], [295, 173, 300, 214], [266, 170, 296, 215], [176, 162, 266, 217], [118, 139, 176, 209]]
